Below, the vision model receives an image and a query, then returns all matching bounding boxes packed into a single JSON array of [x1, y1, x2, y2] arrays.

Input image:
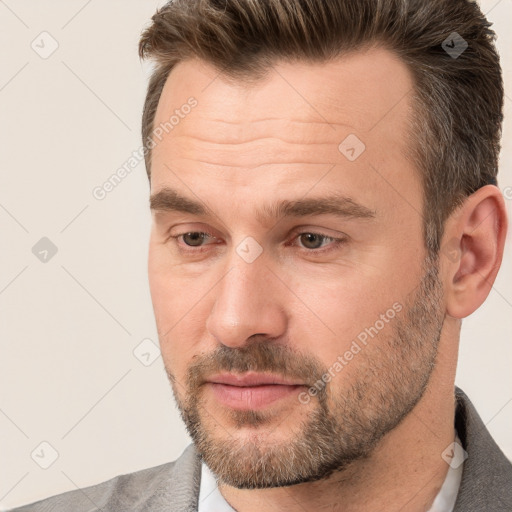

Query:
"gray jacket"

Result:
[[10, 388, 512, 511]]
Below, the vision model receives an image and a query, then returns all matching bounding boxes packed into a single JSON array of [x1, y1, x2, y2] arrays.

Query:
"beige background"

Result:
[[0, 0, 511, 509]]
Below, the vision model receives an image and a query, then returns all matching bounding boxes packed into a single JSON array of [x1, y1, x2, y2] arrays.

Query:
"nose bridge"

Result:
[[206, 248, 287, 347]]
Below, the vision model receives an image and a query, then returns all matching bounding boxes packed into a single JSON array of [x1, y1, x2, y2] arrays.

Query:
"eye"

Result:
[[168, 231, 220, 252], [298, 233, 332, 249], [167, 230, 346, 256], [181, 232, 213, 247], [291, 232, 347, 254]]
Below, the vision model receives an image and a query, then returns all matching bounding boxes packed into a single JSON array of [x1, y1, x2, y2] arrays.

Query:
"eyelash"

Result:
[[167, 231, 346, 256]]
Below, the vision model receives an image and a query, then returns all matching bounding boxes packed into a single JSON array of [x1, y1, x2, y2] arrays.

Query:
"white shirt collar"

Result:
[[198, 431, 463, 512], [428, 431, 464, 512], [198, 461, 236, 512]]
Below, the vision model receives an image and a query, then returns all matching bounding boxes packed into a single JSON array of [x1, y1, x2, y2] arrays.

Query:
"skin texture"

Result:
[[147, 47, 508, 511]]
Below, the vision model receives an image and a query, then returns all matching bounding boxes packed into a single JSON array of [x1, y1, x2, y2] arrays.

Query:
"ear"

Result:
[[440, 185, 508, 319]]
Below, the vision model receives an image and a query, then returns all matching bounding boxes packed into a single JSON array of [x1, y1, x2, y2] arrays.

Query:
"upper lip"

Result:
[[206, 372, 303, 387]]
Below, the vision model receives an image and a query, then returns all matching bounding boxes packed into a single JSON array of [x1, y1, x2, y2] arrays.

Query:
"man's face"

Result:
[[148, 48, 446, 488]]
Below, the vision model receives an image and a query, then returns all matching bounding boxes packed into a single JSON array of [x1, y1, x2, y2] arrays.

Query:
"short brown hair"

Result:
[[139, 0, 503, 255]]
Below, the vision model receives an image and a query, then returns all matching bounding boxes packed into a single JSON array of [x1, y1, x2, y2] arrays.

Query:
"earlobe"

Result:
[[442, 185, 508, 319]]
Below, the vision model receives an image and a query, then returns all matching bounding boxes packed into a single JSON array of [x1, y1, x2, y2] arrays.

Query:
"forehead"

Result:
[[153, 46, 415, 144], [149, 47, 422, 226]]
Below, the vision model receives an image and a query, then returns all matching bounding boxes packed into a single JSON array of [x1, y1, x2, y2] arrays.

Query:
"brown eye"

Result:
[[299, 233, 330, 250], [167, 230, 221, 256], [182, 232, 209, 246], [288, 231, 347, 256]]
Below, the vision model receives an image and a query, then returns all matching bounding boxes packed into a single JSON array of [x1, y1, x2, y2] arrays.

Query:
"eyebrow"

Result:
[[150, 187, 376, 224]]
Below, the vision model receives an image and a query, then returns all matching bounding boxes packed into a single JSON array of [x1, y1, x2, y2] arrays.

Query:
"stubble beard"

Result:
[[166, 254, 445, 489]]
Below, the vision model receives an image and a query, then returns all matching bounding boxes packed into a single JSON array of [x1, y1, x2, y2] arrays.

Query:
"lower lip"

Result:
[[207, 383, 304, 410]]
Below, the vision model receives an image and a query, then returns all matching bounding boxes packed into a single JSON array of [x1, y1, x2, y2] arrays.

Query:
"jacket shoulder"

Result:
[[9, 444, 200, 512], [454, 387, 512, 511]]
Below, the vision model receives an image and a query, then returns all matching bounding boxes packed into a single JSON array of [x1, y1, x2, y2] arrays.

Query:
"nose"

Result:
[[206, 254, 288, 348]]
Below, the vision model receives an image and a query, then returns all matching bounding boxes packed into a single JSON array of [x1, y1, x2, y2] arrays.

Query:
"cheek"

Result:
[[148, 244, 215, 376], [283, 265, 409, 367], [148, 240, 200, 323]]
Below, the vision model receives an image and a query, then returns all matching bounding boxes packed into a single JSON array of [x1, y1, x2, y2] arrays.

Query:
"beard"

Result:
[[164, 253, 445, 489]]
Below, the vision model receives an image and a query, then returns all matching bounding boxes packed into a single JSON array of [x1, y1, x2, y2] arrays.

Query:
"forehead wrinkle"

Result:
[[167, 118, 355, 148], [200, 117, 355, 129]]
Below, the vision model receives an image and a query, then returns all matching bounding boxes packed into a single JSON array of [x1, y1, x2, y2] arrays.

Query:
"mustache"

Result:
[[182, 340, 327, 392]]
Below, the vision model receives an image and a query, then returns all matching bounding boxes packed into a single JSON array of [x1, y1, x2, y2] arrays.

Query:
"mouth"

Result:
[[204, 372, 306, 410]]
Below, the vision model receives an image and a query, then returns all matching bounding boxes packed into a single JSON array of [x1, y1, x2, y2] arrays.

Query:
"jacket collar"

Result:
[[174, 387, 512, 511], [453, 387, 512, 511]]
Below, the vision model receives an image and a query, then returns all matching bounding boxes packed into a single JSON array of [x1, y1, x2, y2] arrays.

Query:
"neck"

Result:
[[218, 322, 460, 512]]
